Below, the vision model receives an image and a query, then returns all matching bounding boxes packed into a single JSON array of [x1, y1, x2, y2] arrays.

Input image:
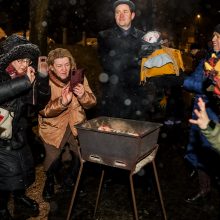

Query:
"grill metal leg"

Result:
[[66, 159, 84, 220], [152, 160, 167, 220], [130, 173, 139, 220], [93, 169, 105, 218]]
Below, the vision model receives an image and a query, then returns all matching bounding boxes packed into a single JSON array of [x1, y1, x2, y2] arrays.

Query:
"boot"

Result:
[[42, 171, 55, 201], [13, 190, 39, 217], [0, 209, 13, 220], [0, 190, 13, 220], [186, 169, 211, 204]]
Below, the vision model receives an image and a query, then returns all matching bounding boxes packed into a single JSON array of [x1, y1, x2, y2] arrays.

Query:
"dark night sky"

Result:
[[0, 0, 220, 44]]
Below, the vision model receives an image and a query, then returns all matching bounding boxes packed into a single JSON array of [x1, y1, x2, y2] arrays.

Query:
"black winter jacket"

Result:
[[97, 25, 146, 119], [0, 69, 50, 191]]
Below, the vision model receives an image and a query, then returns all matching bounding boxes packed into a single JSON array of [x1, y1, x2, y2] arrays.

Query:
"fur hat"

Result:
[[0, 34, 40, 69], [214, 24, 220, 34], [113, 0, 135, 12]]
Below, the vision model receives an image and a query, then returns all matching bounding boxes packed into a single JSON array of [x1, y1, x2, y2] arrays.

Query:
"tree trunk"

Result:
[[29, 0, 49, 55]]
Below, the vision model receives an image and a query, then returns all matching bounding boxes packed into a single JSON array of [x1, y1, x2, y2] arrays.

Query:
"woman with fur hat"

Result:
[[0, 34, 51, 219], [38, 48, 96, 201]]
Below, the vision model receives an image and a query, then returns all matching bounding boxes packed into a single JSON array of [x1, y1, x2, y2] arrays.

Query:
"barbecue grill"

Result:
[[66, 117, 167, 220]]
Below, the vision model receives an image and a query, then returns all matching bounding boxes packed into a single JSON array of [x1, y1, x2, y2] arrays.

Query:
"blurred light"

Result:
[[196, 14, 201, 19]]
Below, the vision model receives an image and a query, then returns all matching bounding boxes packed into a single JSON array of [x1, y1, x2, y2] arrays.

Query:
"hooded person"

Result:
[[0, 34, 51, 219]]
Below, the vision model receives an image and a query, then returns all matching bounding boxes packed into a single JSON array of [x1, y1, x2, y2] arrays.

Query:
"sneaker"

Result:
[[164, 119, 174, 126], [175, 120, 182, 124]]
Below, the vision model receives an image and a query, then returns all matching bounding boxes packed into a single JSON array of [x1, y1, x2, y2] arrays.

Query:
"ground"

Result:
[[9, 124, 220, 220]]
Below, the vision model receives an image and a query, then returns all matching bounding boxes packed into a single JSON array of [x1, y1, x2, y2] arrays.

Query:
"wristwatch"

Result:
[[207, 120, 216, 130]]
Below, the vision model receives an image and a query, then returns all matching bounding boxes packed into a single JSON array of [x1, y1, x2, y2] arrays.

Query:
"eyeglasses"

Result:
[[17, 59, 32, 66]]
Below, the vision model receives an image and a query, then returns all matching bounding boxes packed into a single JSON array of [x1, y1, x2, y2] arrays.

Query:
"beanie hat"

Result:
[[214, 24, 220, 34], [0, 34, 40, 69], [113, 0, 135, 12]]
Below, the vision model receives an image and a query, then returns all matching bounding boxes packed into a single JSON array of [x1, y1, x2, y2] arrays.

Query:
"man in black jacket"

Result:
[[97, 0, 147, 120]]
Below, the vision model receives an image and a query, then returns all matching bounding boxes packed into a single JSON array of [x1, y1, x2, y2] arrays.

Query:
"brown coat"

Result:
[[38, 72, 96, 148]]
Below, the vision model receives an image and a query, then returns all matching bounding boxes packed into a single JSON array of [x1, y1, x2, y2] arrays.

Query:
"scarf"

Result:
[[6, 64, 19, 79]]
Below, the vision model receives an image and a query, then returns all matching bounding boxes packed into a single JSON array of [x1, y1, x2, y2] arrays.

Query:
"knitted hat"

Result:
[[113, 0, 135, 12], [0, 34, 40, 69], [214, 24, 220, 34]]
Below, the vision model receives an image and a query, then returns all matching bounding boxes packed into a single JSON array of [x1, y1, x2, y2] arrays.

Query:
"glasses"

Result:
[[17, 59, 32, 66]]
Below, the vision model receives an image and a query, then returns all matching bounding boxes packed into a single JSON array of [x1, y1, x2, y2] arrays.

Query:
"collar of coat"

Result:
[[49, 70, 70, 88], [114, 25, 140, 39]]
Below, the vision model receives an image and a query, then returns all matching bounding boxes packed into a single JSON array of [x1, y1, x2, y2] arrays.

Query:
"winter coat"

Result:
[[0, 69, 51, 191], [140, 47, 184, 81], [202, 123, 220, 151], [97, 25, 147, 119], [38, 71, 96, 149], [183, 54, 220, 169]]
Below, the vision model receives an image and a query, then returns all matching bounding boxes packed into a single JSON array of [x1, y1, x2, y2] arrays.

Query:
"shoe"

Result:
[[174, 120, 182, 124], [164, 119, 174, 126], [185, 191, 210, 204], [0, 209, 13, 220], [14, 195, 39, 216]]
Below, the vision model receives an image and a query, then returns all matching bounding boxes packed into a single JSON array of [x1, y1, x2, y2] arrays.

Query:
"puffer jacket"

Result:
[[38, 71, 96, 148], [0, 70, 51, 191], [183, 54, 220, 169]]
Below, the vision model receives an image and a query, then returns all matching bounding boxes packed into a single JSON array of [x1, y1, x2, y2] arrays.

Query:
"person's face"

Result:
[[115, 4, 135, 30], [11, 58, 32, 76], [212, 32, 220, 52], [51, 57, 71, 79]]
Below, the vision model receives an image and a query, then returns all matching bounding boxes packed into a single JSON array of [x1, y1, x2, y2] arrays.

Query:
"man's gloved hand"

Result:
[[159, 95, 167, 109]]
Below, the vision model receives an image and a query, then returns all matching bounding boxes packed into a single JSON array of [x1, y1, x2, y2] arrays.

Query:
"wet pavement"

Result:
[[8, 45, 220, 220], [46, 124, 220, 220], [8, 123, 220, 220]]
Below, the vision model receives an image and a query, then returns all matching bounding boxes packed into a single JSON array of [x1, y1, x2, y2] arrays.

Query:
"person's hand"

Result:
[[159, 95, 167, 109], [61, 85, 73, 106], [189, 97, 210, 129], [73, 83, 85, 99], [26, 66, 36, 83]]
